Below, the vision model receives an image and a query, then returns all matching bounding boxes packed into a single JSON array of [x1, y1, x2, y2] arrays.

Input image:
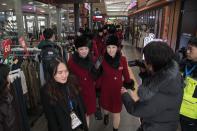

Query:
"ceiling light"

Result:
[[29, 8, 32, 10], [2, 3, 7, 6], [107, 6, 127, 9], [107, 9, 125, 12], [28, 2, 33, 4], [105, 1, 113, 5], [9, 9, 12, 11], [42, 4, 46, 7], [40, 10, 45, 13]]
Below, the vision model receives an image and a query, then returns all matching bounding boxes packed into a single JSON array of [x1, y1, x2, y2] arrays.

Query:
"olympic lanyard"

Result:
[[67, 88, 74, 111], [185, 65, 197, 77]]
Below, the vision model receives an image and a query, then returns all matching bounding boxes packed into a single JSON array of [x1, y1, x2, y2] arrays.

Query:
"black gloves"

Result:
[[90, 66, 103, 80], [123, 79, 135, 90], [128, 60, 145, 68]]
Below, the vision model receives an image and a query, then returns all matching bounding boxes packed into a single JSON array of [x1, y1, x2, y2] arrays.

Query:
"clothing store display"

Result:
[[9, 71, 30, 131]]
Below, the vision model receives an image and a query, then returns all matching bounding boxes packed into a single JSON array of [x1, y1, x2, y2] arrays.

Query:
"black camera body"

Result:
[[128, 60, 145, 68]]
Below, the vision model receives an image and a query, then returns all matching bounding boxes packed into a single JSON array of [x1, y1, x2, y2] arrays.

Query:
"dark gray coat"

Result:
[[122, 61, 183, 131]]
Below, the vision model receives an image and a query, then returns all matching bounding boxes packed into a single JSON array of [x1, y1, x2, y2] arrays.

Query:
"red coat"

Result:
[[91, 40, 99, 59], [99, 56, 130, 113], [93, 36, 105, 55], [68, 57, 96, 115]]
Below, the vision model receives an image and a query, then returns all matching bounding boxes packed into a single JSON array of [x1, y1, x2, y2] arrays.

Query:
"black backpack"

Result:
[[40, 43, 63, 62]]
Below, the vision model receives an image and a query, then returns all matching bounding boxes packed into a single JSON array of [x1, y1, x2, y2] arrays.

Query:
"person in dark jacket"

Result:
[[93, 28, 105, 55], [0, 64, 19, 131], [37, 28, 55, 49], [40, 58, 88, 131], [121, 41, 184, 131], [179, 37, 197, 131]]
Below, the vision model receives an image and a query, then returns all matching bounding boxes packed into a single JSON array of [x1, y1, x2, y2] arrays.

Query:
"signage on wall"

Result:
[[127, 1, 137, 10], [2, 39, 12, 59], [19, 36, 29, 56], [143, 33, 165, 59], [144, 33, 155, 47], [93, 16, 104, 21], [84, 3, 90, 10]]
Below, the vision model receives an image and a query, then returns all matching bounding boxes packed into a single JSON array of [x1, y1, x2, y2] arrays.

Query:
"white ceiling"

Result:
[[104, 0, 136, 16]]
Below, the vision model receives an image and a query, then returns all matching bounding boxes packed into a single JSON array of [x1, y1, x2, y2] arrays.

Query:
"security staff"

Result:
[[180, 37, 197, 131]]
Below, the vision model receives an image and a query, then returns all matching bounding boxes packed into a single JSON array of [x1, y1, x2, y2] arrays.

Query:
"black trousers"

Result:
[[180, 115, 197, 131]]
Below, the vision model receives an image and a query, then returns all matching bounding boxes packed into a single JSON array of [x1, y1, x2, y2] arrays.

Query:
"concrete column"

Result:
[[34, 14, 39, 39], [56, 6, 62, 38], [89, 3, 93, 30], [74, 3, 80, 33], [14, 0, 24, 37], [47, 4, 51, 28], [24, 15, 28, 34]]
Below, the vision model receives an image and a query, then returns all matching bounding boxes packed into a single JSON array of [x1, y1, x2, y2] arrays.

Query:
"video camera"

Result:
[[178, 47, 187, 59], [128, 59, 145, 68]]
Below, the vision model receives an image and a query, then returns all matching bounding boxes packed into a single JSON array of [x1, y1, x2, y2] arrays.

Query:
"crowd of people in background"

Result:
[[0, 23, 197, 131]]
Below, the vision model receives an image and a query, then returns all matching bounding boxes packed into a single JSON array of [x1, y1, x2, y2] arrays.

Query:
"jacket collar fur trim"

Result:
[[138, 61, 181, 102]]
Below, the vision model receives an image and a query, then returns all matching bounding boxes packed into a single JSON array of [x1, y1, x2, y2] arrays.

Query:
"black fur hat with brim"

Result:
[[74, 35, 89, 49], [188, 37, 197, 47], [106, 34, 119, 47]]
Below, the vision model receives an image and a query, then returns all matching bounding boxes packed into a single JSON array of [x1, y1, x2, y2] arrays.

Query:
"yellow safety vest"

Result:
[[180, 76, 197, 119]]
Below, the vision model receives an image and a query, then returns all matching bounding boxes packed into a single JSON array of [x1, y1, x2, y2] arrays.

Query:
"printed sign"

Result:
[[2, 39, 12, 59], [19, 36, 29, 55], [144, 33, 155, 47]]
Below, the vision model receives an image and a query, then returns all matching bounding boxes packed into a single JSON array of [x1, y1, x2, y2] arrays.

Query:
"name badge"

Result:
[[70, 112, 82, 129]]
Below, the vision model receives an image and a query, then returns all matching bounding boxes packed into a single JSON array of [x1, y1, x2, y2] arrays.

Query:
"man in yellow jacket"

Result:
[[180, 37, 197, 131]]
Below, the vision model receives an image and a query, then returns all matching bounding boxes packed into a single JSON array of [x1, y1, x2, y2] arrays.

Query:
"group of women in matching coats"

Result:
[[68, 32, 134, 131]]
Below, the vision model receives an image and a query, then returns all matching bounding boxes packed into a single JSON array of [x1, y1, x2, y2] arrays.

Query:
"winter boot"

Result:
[[103, 114, 109, 125]]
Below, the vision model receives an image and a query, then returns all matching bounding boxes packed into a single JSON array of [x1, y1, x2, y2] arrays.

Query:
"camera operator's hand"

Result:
[[121, 87, 140, 102], [139, 67, 146, 73], [123, 79, 135, 90], [130, 90, 140, 102], [121, 87, 128, 94]]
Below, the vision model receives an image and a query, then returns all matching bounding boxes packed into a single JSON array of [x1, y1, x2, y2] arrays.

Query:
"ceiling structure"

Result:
[[0, 0, 136, 16], [104, 0, 136, 16]]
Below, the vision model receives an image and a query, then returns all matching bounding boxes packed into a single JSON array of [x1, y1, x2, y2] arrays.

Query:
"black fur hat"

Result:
[[106, 34, 119, 47], [98, 28, 103, 33], [188, 37, 197, 47], [74, 35, 89, 49]]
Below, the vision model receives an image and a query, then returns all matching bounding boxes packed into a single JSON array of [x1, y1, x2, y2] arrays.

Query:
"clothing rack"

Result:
[[9, 68, 30, 131]]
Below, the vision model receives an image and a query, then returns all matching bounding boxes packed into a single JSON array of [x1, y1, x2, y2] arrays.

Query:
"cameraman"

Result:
[[179, 37, 197, 131], [121, 41, 183, 131]]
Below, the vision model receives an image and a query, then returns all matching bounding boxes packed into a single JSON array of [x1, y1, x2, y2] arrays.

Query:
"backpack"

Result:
[[40, 43, 63, 62]]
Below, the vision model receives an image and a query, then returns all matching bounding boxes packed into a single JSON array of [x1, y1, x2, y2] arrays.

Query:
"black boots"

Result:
[[95, 107, 103, 120], [103, 114, 109, 125], [113, 128, 118, 131]]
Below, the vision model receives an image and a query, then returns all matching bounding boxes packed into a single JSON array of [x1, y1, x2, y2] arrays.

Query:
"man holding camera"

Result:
[[121, 41, 183, 131]]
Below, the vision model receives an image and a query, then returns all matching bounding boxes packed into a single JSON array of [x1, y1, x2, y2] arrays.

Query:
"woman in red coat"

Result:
[[93, 28, 105, 55], [99, 35, 134, 131], [68, 35, 96, 127]]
